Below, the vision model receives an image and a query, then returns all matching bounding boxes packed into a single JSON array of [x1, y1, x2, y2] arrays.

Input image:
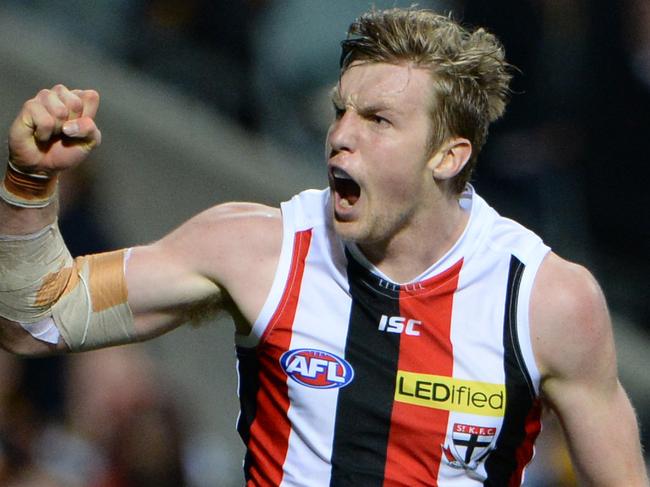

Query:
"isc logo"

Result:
[[280, 349, 354, 389], [378, 315, 422, 336]]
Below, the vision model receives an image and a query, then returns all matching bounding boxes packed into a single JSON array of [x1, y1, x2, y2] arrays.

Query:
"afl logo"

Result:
[[280, 349, 354, 389]]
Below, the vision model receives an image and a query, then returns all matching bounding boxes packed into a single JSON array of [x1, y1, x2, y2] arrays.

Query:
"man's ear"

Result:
[[427, 138, 472, 180]]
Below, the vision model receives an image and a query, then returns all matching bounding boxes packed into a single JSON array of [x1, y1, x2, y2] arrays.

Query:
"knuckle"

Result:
[[23, 99, 38, 111], [69, 96, 84, 111], [83, 89, 100, 104], [36, 89, 51, 100], [52, 105, 69, 119], [38, 116, 55, 132]]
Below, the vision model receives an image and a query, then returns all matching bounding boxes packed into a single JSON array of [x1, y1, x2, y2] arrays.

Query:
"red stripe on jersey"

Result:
[[246, 229, 313, 487], [509, 398, 542, 487], [383, 259, 463, 486]]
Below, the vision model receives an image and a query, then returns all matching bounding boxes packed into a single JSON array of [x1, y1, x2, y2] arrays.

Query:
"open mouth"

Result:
[[331, 167, 360, 207]]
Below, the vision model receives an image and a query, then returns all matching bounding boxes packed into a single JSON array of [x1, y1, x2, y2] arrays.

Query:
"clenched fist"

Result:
[[8, 84, 101, 175]]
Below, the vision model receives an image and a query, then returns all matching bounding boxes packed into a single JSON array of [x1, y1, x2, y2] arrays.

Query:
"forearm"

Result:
[[0, 199, 57, 234], [0, 163, 66, 327], [0, 170, 135, 353], [0, 205, 69, 354], [0, 122, 64, 353]]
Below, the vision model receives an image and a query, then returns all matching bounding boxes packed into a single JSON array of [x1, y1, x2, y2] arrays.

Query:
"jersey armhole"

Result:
[[515, 244, 551, 397], [235, 201, 296, 348]]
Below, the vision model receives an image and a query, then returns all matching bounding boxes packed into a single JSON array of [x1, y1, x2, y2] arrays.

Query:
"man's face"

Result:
[[326, 61, 438, 245]]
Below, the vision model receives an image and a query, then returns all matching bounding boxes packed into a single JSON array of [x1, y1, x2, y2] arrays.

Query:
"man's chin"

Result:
[[332, 218, 372, 245]]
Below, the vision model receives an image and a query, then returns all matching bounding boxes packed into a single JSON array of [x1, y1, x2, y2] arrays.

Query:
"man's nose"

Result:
[[327, 111, 358, 155]]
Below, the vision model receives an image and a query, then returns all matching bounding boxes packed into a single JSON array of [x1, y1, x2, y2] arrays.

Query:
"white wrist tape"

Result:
[[0, 223, 136, 351]]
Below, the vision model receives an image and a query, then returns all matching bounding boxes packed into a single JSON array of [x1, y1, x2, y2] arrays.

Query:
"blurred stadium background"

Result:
[[0, 1, 648, 485]]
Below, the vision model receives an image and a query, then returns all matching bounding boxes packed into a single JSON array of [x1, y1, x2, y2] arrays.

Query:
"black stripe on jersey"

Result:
[[236, 345, 260, 482], [484, 255, 537, 485], [329, 250, 401, 486]]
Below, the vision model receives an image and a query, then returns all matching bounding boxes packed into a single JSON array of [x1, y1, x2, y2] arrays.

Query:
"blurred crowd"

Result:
[[1, 0, 648, 485], [0, 347, 187, 486]]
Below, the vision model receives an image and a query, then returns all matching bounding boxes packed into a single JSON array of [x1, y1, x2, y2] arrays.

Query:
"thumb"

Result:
[[62, 117, 102, 147]]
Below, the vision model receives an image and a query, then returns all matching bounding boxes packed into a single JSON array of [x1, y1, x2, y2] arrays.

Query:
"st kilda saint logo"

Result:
[[280, 349, 354, 389], [442, 423, 497, 471]]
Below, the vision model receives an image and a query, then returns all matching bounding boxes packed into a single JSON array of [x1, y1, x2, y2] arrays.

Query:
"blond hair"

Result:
[[341, 8, 512, 193]]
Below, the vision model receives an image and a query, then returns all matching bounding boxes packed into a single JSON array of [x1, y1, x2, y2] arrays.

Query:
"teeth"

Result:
[[340, 198, 352, 208], [332, 167, 353, 180]]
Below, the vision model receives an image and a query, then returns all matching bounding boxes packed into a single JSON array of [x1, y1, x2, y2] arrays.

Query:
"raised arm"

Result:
[[532, 253, 649, 486], [0, 85, 282, 356]]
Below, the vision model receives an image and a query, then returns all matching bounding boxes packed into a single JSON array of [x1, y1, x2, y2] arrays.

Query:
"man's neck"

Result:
[[358, 194, 470, 283]]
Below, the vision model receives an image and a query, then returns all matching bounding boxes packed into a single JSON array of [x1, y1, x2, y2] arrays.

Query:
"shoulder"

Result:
[[141, 202, 284, 326], [530, 252, 616, 385], [153, 202, 283, 282], [177, 201, 281, 235], [162, 202, 282, 252]]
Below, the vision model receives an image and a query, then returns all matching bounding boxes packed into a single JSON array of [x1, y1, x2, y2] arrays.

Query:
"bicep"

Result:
[[544, 376, 643, 485], [125, 242, 224, 338], [533, 254, 647, 485], [125, 202, 282, 338]]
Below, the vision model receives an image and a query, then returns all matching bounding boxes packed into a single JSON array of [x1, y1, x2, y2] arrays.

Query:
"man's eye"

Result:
[[333, 106, 345, 119], [371, 115, 390, 126]]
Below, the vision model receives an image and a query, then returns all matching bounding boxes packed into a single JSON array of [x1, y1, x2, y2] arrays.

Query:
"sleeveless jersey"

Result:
[[235, 186, 550, 487]]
